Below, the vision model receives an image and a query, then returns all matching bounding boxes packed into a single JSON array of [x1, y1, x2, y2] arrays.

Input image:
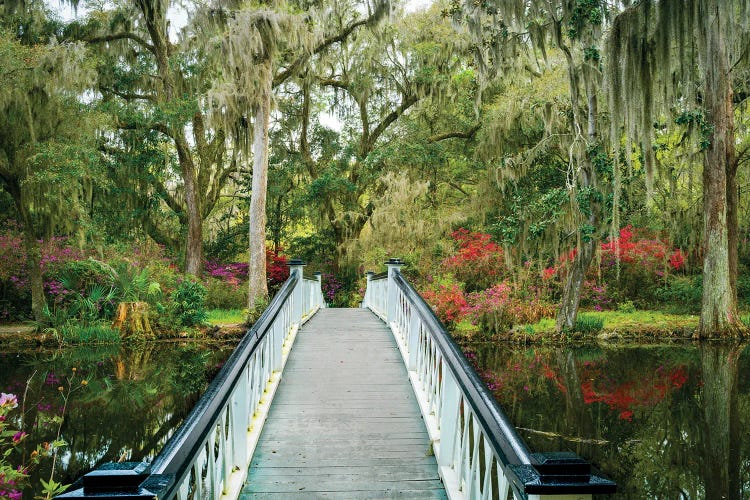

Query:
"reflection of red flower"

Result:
[[581, 366, 688, 420]]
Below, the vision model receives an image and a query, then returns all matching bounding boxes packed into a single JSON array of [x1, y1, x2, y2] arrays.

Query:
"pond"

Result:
[[0, 342, 235, 498], [463, 342, 750, 499]]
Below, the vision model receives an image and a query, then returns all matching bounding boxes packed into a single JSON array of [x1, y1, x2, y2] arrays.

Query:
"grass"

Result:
[[206, 309, 246, 326], [60, 324, 121, 344], [522, 310, 700, 336]]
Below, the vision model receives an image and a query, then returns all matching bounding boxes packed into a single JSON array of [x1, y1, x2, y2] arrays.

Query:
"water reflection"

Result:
[[0, 342, 234, 497], [463, 342, 749, 499]]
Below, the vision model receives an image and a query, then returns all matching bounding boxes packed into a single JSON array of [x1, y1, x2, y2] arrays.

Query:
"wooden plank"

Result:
[[243, 308, 445, 498], [240, 489, 448, 499], [246, 478, 445, 493]]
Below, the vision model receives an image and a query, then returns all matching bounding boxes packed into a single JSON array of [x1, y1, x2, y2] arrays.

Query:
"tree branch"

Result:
[[427, 124, 480, 143], [85, 32, 156, 54], [100, 86, 156, 102], [366, 93, 419, 151], [273, 11, 383, 88]]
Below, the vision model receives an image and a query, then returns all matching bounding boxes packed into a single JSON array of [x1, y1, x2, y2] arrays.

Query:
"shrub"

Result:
[[597, 225, 685, 306], [442, 229, 506, 292], [654, 275, 702, 313], [170, 279, 207, 327], [204, 278, 246, 310], [321, 273, 345, 306], [617, 300, 637, 313], [464, 282, 555, 334], [420, 276, 468, 327]]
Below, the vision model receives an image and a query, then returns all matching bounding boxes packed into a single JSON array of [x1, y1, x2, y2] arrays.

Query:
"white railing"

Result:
[[59, 261, 325, 500], [301, 273, 326, 321], [363, 259, 615, 500], [361, 271, 388, 319]]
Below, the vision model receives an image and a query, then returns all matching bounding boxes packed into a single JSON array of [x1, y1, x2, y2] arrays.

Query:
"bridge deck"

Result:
[[241, 308, 447, 499]]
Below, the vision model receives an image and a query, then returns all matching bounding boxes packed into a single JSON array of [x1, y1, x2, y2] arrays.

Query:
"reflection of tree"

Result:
[[465, 342, 750, 498], [112, 344, 155, 381], [699, 344, 742, 500], [0, 342, 231, 492], [554, 349, 595, 457]]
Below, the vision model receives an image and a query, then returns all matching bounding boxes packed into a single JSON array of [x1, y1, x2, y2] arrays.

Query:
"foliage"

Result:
[[442, 229, 506, 292], [170, 279, 207, 328], [57, 324, 121, 344], [573, 314, 604, 334], [654, 276, 703, 313], [463, 282, 555, 335], [0, 367, 91, 499], [320, 273, 345, 306], [203, 278, 246, 310], [596, 225, 685, 307], [420, 275, 468, 327]]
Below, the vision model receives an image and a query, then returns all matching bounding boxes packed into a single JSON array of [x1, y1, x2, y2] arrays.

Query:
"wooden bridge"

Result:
[[59, 259, 615, 500]]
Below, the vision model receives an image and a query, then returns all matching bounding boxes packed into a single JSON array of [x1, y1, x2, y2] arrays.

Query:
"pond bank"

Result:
[[0, 322, 247, 349], [453, 309, 702, 344]]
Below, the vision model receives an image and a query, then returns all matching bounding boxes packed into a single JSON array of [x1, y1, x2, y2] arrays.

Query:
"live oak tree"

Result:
[[0, 17, 98, 321], [72, 0, 235, 276], [607, 0, 750, 337], [278, 4, 461, 273], [451, 0, 613, 332], [204, 0, 389, 307]]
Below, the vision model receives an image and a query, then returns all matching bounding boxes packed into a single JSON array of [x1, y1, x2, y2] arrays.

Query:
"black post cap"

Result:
[[287, 259, 305, 266], [313, 271, 322, 276], [386, 258, 403, 265], [83, 462, 150, 492]]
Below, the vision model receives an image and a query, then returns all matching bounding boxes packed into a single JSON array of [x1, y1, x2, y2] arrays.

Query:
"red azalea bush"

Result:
[[597, 225, 685, 307], [464, 282, 555, 334], [442, 229, 507, 292], [266, 248, 289, 292], [420, 276, 468, 327]]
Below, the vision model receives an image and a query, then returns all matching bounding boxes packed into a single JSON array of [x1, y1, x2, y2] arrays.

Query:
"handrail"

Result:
[[393, 273, 533, 467], [58, 261, 325, 500], [363, 259, 616, 499], [150, 274, 299, 496]]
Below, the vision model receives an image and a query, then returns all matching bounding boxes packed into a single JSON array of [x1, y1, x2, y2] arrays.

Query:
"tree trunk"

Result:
[[6, 176, 46, 322], [112, 302, 154, 341], [175, 135, 203, 277], [556, 238, 595, 332], [697, 6, 741, 338], [248, 67, 272, 309]]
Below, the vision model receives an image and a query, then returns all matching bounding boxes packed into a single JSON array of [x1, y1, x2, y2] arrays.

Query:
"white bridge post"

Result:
[[386, 258, 403, 323], [288, 259, 305, 323]]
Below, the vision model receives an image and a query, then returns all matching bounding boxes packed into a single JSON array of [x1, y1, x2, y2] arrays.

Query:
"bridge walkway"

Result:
[[241, 308, 447, 499]]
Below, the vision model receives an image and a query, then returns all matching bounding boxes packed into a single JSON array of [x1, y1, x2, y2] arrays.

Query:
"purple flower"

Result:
[[0, 393, 18, 408], [12, 431, 26, 444]]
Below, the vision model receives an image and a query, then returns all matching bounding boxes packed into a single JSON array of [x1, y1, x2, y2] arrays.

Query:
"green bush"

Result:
[[204, 278, 246, 310], [574, 314, 604, 334], [171, 279, 207, 327], [654, 275, 702, 313], [617, 300, 636, 313]]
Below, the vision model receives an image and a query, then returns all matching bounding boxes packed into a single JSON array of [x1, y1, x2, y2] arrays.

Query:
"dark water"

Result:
[[463, 342, 750, 499], [0, 342, 234, 497]]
